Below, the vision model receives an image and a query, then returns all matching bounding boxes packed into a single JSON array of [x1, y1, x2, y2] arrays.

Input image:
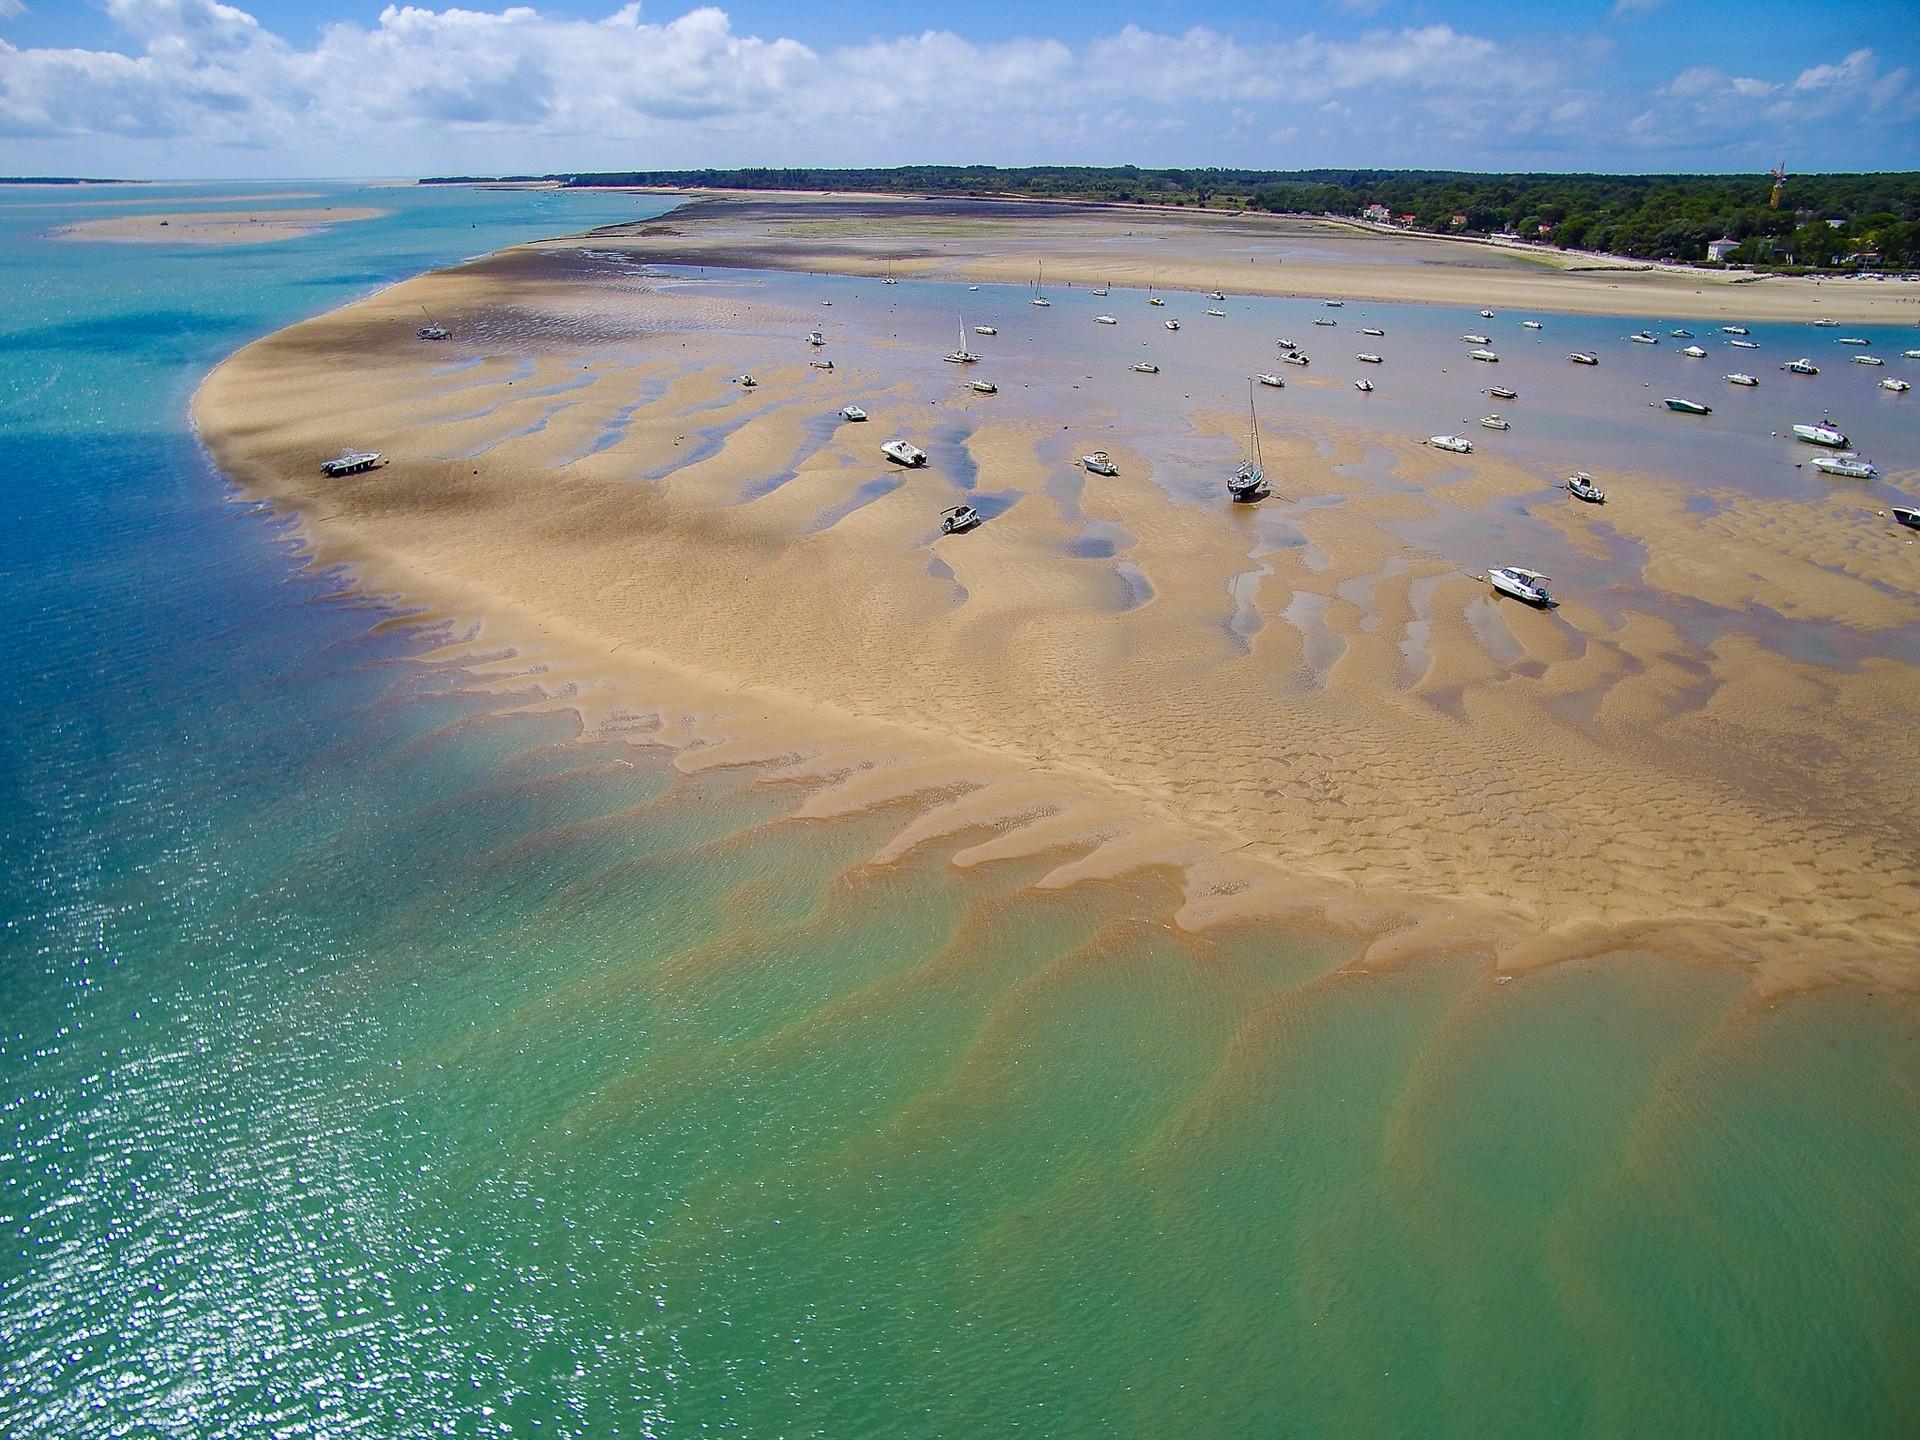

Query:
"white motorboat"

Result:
[[1905, 350, 1920, 359], [1479, 308, 1495, 318], [1282, 351, 1310, 366], [968, 379, 997, 394], [1721, 325, 1749, 335], [1082, 451, 1118, 476], [1837, 337, 1870, 346], [1095, 315, 1118, 325], [1728, 339, 1760, 349], [1629, 331, 1659, 344], [1428, 434, 1474, 453], [974, 325, 997, 335], [1783, 358, 1819, 375], [1131, 362, 1160, 374], [881, 438, 927, 466], [1663, 397, 1712, 415], [1892, 506, 1920, 530], [1881, 378, 1912, 392], [940, 504, 981, 534], [1228, 379, 1270, 503], [1354, 379, 1374, 392], [1469, 349, 1500, 363], [1092, 280, 1109, 296], [1570, 351, 1599, 365], [1487, 385, 1518, 400], [944, 319, 979, 364], [1567, 472, 1606, 503], [809, 360, 834, 371], [1256, 372, 1285, 388], [320, 450, 382, 477], [1813, 318, 1839, 327], [1681, 345, 1707, 357], [1479, 414, 1511, 430], [1030, 297, 1051, 307], [1165, 319, 1181, 331], [1324, 299, 1344, 307], [1792, 421, 1848, 447], [1314, 317, 1338, 327], [1671, 329, 1694, 339], [737, 373, 757, 387], [1356, 352, 1383, 364], [1361, 326, 1385, 336], [1210, 291, 1226, 301], [1461, 333, 1491, 344], [1810, 456, 1876, 479], [417, 324, 449, 341], [1489, 566, 1553, 606], [1522, 320, 1544, 329], [1726, 373, 1759, 386], [807, 331, 825, 346], [1853, 355, 1886, 366], [1206, 308, 1227, 318], [838, 405, 868, 422]]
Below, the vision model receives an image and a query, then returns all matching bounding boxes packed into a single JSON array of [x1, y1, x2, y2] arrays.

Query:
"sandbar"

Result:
[[55, 205, 385, 245]]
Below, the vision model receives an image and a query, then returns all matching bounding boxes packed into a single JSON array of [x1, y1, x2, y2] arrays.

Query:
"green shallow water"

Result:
[[3, 184, 1918, 1438]]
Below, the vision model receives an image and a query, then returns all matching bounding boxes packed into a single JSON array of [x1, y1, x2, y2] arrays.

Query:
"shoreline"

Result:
[[193, 200, 1920, 995]]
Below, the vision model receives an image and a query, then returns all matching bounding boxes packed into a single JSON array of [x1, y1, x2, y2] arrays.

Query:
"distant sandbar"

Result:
[[53, 206, 385, 246]]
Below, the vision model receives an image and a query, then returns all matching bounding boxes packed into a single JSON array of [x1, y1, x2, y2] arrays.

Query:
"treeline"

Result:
[[419, 166, 1920, 268]]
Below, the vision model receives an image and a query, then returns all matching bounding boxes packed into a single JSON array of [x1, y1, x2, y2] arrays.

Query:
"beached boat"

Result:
[[1721, 325, 1749, 335], [945, 319, 979, 364], [1882, 377, 1912, 392], [320, 450, 381, 477], [1793, 421, 1848, 447], [1356, 352, 1383, 364], [1479, 414, 1511, 430], [1663, 397, 1711, 414], [1082, 451, 1118, 475], [1893, 507, 1920, 530], [417, 325, 449, 341], [838, 405, 868, 421], [1282, 351, 1310, 366], [1567, 472, 1606, 503], [1728, 339, 1760, 349], [940, 504, 981, 534], [1461, 333, 1491, 344], [1837, 337, 1870, 346], [737, 374, 757, 387], [1354, 379, 1374, 392], [1522, 320, 1544, 329], [1629, 331, 1658, 344], [1489, 566, 1553, 606], [1361, 326, 1385, 336], [1486, 385, 1518, 400], [1670, 329, 1694, 339], [1810, 456, 1876, 479], [1165, 319, 1181, 331], [809, 359, 834, 370], [1095, 315, 1118, 325], [1256, 372, 1285, 388], [1131, 362, 1160, 374], [1206, 308, 1226, 318], [968, 380, 997, 394], [1726, 373, 1758, 386], [1570, 351, 1599, 365], [1783, 358, 1819, 375], [1228, 380, 1271, 503], [1681, 345, 1707, 357], [881, 438, 926, 466], [974, 325, 996, 335], [807, 331, 825, 346], [1853, 355, 1886, 366], [1428, 434, 1474, 453], [1470, 349, 1500, 363]]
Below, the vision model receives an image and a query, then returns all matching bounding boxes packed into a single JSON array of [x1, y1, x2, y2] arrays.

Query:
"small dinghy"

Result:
[[1783, 358, 1819, 375], [1726, 373, 1758, 386], [1792, 421, 1848, 447], [1354, 379, 1374, 393], [1361, 326, 1385, 336], [1663, 397, 1711, 414], [881, 438, 927, 466], [1356, 352, 1383, 364], [1256, 373, 1285, 388], [1165, 319, 1181, 331], [1479, 414, 1511, 431], [939, 504, 982, 534], [1428, 434, 1474, 453], [838, 405, 868, 422], [1522, 320, 1544, 329], [1131, 362, 1160, 374], [1810, 456, 1876, 479], [1082, 451, 1118, 476], [1881, 378, 1912, 392], [1486, 385, 1518, 400], [1567, 472, 1606, 503], [1095, 315, 1118, 325], [1681, 345, 1707, 357], [1629, 331, 1659, 344], [968, 379, 997, 394], [1569, 351, 1599, 366], [1728, 339, 1760, 349], [1489, 566, 1553, 606], [321, 450, 382, 477]]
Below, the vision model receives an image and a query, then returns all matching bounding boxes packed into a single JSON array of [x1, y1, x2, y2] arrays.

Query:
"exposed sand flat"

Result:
[[569, 193, 1919, 323], [195, 214, 1920, 994], [54, 205, 384, 244]]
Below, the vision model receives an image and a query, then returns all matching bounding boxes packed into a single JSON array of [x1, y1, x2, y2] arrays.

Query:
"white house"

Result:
[[1362, 203, 1391, 222], [1706, 237, 1740, 262]]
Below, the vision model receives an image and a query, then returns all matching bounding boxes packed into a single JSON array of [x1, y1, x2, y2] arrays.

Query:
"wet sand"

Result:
[[56, 205, 385, 244], [194, 200, 1920, 993]]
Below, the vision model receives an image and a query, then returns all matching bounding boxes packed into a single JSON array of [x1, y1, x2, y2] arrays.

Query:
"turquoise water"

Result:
[[3, 185, 1918, 1438]]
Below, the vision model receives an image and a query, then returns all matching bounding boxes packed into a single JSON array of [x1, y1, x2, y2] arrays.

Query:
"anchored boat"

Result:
[[1792, 421, 1848, 447], [1255, 372, 1285, 388], [1486, 385, 1518, 400], [1783, 358, 1819, 375], [1664, 397, 1712, 414], [1726, 373, 1758, 386], [1082, 451, 1118, 476], [838, 405, 868, 422], [1428, 434, 1474, 453], [1810, 456, 1876, 479], [1479, 414, 1511, 430], [1567, 472, 1606, 503], [1570, 351, 1599, 366], [1356, 352, 1383, 364], [1469, 349, 1500, 362], [1229, 380, 1271, 504]]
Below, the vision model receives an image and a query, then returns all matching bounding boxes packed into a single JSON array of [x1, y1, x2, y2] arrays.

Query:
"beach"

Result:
[[55, 204, 385, 244], [194, 194, 1920, 994]]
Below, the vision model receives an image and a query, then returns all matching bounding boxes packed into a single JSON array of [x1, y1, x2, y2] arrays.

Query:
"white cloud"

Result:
[[1610, 0, 1662, 15], [0, 0, 28, 18]]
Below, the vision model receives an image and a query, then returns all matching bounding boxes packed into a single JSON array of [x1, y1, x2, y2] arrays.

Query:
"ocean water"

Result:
[[2, 185, 1918, 1438]]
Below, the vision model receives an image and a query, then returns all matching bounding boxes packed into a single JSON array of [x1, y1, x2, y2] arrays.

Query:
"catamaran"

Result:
[[944, 320, 979, 364], [1228, 380, 1271, 503]]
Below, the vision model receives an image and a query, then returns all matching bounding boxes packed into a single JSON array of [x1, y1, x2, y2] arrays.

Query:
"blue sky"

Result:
[[1, 0, 1915, 178]]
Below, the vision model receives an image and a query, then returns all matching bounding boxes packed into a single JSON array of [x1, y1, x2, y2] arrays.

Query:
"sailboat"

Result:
[[944, 318, 979, 364], [1147, 271, 1165, 306], [1228, 380, 1271, 503], [1092, 278, 1110, 296], [1030, 262, 1050, 307]]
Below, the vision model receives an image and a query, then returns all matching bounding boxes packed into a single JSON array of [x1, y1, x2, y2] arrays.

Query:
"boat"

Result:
[[1469, 349, 1500, 363], [881, 439, 927, 466], [821, 300, 832, 306], [1681, 345, 1707, 357], [1522, 320, 1544, 330], [967, 285, 978, 291], [940, 504, 982, 534], [1255, 372, 1285, 388], [1314, 317, 1337, 327], [1629, 331, 1659, 344], [1354, 379, 1374, 393], [1356, 352, 1383, 364], [839, 405, 868, 422], [1853, 355, 1886, 366], [1728, 339, 1760, 348], [1838, 337, 1870, 346], [1813, 318, 1839, 327], [1361, 326, 1385, 336], [1810, 456, 1876, 479], [1882, 377, 1912, 392], [1325, 299, 1344, 307], [1082, 451, 1118, 476], [1721, 325, 1749, 335], [1029, 297, 1050, 308], [1206, 308, 1227, 318], [1095, 315, 1118, 325], [1570, 351, 1599, 365], [417, 325, 449, 341], [807, 331, 825, 346], [1480, 308, 1495, 318], [1165, 319, 1181, 331], [1228, 380, 1271, 503], [1488, 566, 1553, 606], [1147, 271, 1164, 306], [1282, 351, 1310, 366], [1892, 507, 1920, 530], [1092, 282, 1109, 296], [320, 450, 381, 477], [1030, 263, 1049, 306], [1792, 421, 1848, 447], [944, 319, 979, 364], [737, 374, 757, 387], [1479, 414, 1511, 430], [809, 360, 834, 371], [1905, 350, 1920, 359], [1567, 472, 1606, 503], [1726, 373, 1758, 386], [1461, 333, 1491, 344], [1131, 362, 1160, 374], [1663, 397, 1711, 414], [1428, 434, 1474, 453], [1277, 337, 1298, 348], [1670, 329, 1694, 339], [969, 380, 998, 394], [1486, 385, 1518, 400], [1148, 296, 1165, 307], [1210, 291, 1226, 301], [1783, 358, 1819, 374], [974, 325, 997, 335]]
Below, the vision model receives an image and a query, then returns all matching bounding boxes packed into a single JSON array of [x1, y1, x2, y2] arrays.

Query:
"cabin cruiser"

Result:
[[1131, 362, 1160, 373], [1810, 456, 1876, 479], [1095, 314, 1119, 325], [1891, 507, 1920, 530], [974, 325, 997, 335], [1282, 351, 1310, 366], [1356, 352, 1383, 364], [1629, 331, 1659, 344], [1522, 320, 1544, 330], [1206, 308, 1227, 318], [1726, 373, 1758, 386], [1567, 472, 1606, 503], [1479, 414, 1511, 430], [939, 504, 981, 534], [1354, 379, 1374, 392], [1721, 325, 1749, 335], [1361, 326, 1385, 336], [1681, 345, 1707, 357], [1165, 319, 1181, 331], [1461, 333, 1491, 344], [1570, 351, 1599, 365], [1664, 397, 1711, 414], [1881, 378, 1912, 392], [1486, 385, 1518, 400], [1783, 358, 1819, 375], [1428, 434, 1474, 453], [968, 379, 997, 393], [1792, 421, 1848, 447], [1837, 337, 1870, 346], [321, 450, 382, 477], [1852, 355, 1885, 366], [1670, 329, 1694, 339], [881, 438, 927, 466], [1488, 566, 1552, 606], [1256, 373, 1285, 388], [1469, 349, 1500, 362], [1082, 451, 1118, 476], [838, 405, 868, 422], [1728, 339, 1760, 348]]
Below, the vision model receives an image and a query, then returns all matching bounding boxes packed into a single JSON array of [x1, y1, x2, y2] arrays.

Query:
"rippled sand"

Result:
[[194, 204, 1920, 992]]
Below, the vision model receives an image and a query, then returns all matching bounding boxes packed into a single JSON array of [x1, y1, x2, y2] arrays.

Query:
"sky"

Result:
[[1, 0, 1916, 179]]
